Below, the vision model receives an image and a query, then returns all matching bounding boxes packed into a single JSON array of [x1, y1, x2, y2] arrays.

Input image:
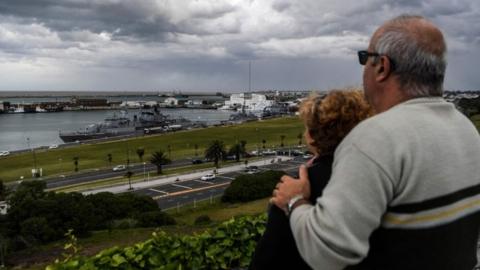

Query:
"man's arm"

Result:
[[289, 144, 395, 270]]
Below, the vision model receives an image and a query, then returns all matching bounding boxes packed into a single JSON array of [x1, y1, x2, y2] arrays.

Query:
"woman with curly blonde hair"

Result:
[[250, 89, 373, 270]]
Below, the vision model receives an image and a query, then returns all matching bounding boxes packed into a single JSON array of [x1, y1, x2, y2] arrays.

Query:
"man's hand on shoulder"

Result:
[[271, 165, 311, 214]]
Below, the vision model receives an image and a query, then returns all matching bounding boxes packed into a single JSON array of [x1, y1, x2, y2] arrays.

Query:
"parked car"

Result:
[[49, 144, 58, 149], [191, 159, 203, 164], [112, 165, 126, 171], [291, 150, 304, 156], [0, 151, 10, 157], [201, 174, 216, 181], [249, 150, 259, 156], [244, 165, 259, 174], [262, 149, 277, 155]]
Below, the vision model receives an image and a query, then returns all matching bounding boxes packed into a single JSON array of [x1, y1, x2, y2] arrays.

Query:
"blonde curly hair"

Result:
[[299, 89, 373, 156]]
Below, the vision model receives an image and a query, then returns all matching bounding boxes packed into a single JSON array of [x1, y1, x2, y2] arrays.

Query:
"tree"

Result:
[[167, 145, 172, 159], [8, 180, 46, 208], [125, 171, 134, 190], [297, 132, 303, 146], [150, 151, 171, 175], [73, 156, 79, 172], [205, 140, 227, 168], [262, 139, 266, 149], [194, 144, 199, 156], [136, 148, 145, 162], [280, 135, 286, 147], [240, 140, 247, 149], [228, 143, 246, 162], [107, 153, 112, 167]]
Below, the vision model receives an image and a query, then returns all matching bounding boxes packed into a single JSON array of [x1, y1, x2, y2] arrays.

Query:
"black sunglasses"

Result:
[[357, 50, 396, 70], [357, 50, 380, 65]]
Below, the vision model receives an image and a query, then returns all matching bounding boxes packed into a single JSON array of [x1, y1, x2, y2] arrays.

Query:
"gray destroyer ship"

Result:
[[59, 107, 201, 142]]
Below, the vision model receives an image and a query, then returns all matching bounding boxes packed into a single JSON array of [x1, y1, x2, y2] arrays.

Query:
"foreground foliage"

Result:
[[47, 214, 267, 270]]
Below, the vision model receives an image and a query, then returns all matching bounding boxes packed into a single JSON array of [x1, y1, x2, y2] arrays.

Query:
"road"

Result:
[[45, 158, 196, 189], [127, 157, 307, 210]]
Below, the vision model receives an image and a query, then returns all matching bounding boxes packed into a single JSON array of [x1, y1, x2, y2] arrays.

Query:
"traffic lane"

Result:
[[46, 158, 205, 188], [157, 185, 228, 210]]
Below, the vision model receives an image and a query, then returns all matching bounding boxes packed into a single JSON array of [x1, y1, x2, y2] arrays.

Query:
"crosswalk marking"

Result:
[[171, 183, 192, 190], [149, 188, 169, 194]]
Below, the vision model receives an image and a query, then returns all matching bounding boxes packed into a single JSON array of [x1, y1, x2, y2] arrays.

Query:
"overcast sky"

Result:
[[0, 0, 478, 92]]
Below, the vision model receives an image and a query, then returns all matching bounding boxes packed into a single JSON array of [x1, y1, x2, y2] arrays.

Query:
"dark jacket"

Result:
[[249, 155, 333, 270]]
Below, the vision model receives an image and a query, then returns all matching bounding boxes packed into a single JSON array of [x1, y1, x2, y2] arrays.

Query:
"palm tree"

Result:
[[205, 140, 227, 168], [280, 135, 286, 147], [228, 143, 246, 162], [240, 140, 247, 149], [136, 147, 145, 162], [125, 171, 134, 190], [297, 132, 303, 146], [107, 153, 112, 167], [73, 157, 79, 172], [150, 151, 171, 175], [262, 139, 266, 149]]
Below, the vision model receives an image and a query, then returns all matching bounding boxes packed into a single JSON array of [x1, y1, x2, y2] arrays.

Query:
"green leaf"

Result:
[[110, 254, 127, 267]]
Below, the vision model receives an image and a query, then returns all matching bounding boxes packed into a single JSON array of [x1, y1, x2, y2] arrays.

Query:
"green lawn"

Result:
[[0, 117, 304, 182]]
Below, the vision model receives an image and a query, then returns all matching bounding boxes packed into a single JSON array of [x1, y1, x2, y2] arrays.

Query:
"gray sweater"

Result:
[[290, 97, 480, 270]]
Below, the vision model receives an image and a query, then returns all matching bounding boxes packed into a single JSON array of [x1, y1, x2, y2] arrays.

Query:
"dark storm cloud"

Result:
[[0, 1, 176, 42], [0, 0, 479, 91]]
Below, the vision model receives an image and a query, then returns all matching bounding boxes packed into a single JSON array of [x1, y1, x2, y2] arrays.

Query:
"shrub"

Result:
[[136, 211, 176, 227], [222, 170, 284, 203], [194, 214, 212, 225], [20, 217, 56, 244], [112, 218, 138, 230]]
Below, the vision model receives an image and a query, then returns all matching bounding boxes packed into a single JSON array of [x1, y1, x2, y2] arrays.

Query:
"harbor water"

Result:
[[0, 109, 234, 152]]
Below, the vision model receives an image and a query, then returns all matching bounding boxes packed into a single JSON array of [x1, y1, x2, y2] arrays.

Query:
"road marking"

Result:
[[149, 188, 169, 194], [153, 182, 230, 200], [217, 175, 234, 180], [171, 183, 192, 190], [193, 179, 213, 185]]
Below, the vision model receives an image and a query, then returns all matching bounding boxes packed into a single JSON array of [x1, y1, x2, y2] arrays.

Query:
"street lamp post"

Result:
[[26, 137, 38, 177], [143, 162, 146, 181], [126, 141, 132, 190]]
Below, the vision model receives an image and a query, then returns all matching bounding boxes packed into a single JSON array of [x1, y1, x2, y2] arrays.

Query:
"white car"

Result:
[[201, 174, 216, 181], [262, 149, 277, 155], [112, 165, 126, 171], [0, 151, 10, 157], [49, 144, 58, 149]]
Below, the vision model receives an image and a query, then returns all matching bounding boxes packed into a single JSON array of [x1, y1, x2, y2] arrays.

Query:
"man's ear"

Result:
[[375, 56, 392, 82]]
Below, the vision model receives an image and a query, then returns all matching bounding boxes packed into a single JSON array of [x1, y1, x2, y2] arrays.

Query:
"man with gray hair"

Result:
[[272, 15, 480, 269]]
